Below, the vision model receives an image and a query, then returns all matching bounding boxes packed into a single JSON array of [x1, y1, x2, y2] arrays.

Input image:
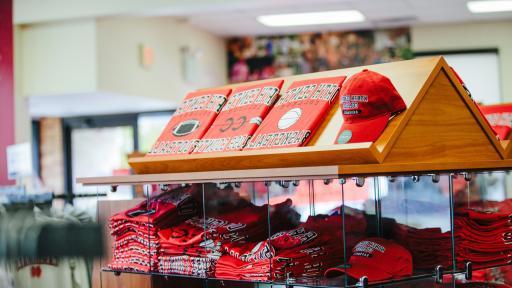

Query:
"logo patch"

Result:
[[172, 119, 200, 137], [337, 130, 352, 144], [250, 117, 263, 125], [278, 108, 302, 130]]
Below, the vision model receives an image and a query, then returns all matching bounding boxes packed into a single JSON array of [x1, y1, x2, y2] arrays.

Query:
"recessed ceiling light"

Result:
[[467, 0, 512, 13], [257, 10, 365, 27]]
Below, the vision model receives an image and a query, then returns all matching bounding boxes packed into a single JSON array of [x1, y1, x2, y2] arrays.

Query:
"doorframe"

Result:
[[62, 113, 139, 198]]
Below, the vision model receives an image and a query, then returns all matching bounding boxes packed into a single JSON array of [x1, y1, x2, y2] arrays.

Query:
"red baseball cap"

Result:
[[335, 69, 406, 144], [324, 238, 413, 282]]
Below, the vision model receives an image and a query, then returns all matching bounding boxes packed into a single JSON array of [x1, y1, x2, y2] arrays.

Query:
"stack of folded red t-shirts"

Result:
[[157, 198, 299, 277], [393, 199, 512, 271], [157, 216, 222, 277], [393, 224, 453, 270], [454, 199, 512, 268], [215, 213, 366, 281], [108, 185, 200, 272]]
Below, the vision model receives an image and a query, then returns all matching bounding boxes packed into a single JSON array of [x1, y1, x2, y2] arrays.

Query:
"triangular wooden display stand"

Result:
[[500, 140, 512, 159], [127, 56, 506, 177]]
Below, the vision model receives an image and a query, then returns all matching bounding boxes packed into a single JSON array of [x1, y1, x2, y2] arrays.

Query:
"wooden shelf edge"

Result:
[[78, 159, 512, 186], [129, 143, 381, 174], [338, 159, 512, 176], [500, 140, 512, 159], [77, 165, 341, 186]]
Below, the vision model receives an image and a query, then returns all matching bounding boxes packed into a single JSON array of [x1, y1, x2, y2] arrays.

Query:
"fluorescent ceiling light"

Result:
[[257, 10, 365, 27], [467, 0, 512, 13]]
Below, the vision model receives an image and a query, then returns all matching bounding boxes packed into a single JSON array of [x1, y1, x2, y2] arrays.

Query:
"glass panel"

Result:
[[321, 177, 379, 287], [206, 181, 272, 284], [267, 179, 347, 286], [71, 126, 134, 200], [453, 171, 512, 274], [147, 183, 204, 278], [322, 175, 454, 286], [379, 174, 454, 279]]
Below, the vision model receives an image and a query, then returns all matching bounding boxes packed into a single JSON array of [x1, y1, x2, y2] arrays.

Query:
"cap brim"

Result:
[[324, 264, 392, 282], [336, 113, 390, 144]]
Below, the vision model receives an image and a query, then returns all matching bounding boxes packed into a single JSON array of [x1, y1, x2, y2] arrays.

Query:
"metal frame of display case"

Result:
[[78, 56, 512, 287]]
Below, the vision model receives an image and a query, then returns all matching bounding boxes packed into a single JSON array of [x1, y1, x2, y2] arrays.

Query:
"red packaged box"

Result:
[[148, 88, 232, 155], [244, 76, 346, 150], [193, 80, 284, 153]]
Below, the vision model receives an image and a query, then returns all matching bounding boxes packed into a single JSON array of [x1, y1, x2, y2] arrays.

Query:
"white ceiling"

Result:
[[15, 0, 512, 36], [184, 0, 512, 36]]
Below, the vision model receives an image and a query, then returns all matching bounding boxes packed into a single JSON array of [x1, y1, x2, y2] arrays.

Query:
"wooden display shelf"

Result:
[[500, 140, 512, 158], [77, 56, 508, 186], [130, 142, 380, 174], [77, 159, 512, 186], [125, 56, 503, 175]]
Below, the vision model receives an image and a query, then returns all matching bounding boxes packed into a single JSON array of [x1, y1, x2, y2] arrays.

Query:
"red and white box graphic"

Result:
[[148, 88, 232, 155], [244, 76, 346, 150], [193, 80, 284, 153]]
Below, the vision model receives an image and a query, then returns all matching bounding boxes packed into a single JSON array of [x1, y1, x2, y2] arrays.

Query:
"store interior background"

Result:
[[2, 0, 512, 214]]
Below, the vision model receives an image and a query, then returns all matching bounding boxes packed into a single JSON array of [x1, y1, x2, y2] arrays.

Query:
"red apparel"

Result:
[[394, 199, 512, 271], [335, 69, 406, 144], [325, 238, 413, 282], [244, 76, 346, 150], [156, 199, 300, 277], [193, 80, 284, 153], [147, 88, 232, 155], [215, 214, 365, 281], [108, 186, 200, 273]]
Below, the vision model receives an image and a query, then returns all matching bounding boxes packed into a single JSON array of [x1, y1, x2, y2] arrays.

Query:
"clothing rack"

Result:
[[0, 185, 107, 207]]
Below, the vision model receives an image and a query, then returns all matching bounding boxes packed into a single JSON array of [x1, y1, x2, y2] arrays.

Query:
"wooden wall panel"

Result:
[[40, 118, 65, 194]]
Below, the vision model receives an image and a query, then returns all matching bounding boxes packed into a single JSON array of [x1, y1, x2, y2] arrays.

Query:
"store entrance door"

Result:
[[63, 114, 138, 216]]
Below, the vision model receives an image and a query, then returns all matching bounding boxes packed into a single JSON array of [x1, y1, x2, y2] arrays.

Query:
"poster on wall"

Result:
[[227, 28, 412, 83]]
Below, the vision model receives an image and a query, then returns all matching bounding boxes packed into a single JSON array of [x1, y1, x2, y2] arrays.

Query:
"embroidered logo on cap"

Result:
[[337, 130, 352, 144], [352, 240, 386, 258]]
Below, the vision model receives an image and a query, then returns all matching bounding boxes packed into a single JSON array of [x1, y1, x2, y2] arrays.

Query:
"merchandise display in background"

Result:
[[193, 80, 283, 153], [2, 204, 94, 288], [227, 28, 412, 83]]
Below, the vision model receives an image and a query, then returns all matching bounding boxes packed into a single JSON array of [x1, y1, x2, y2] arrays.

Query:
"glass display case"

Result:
[[81, 170, 512, 288]]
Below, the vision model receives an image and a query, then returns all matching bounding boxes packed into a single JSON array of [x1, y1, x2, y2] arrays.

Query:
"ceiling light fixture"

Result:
[[467, 0, 512, 13], [257, 10, 365, 27]]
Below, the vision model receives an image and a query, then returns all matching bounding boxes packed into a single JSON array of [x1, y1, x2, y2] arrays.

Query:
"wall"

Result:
[[411, 20, 512, 101], [14, 19, 97, 143], [20, 19, 98, 96], [14, 26, 30, 144], [97, 16, 227, 104], [14, 16, 227, 142]]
